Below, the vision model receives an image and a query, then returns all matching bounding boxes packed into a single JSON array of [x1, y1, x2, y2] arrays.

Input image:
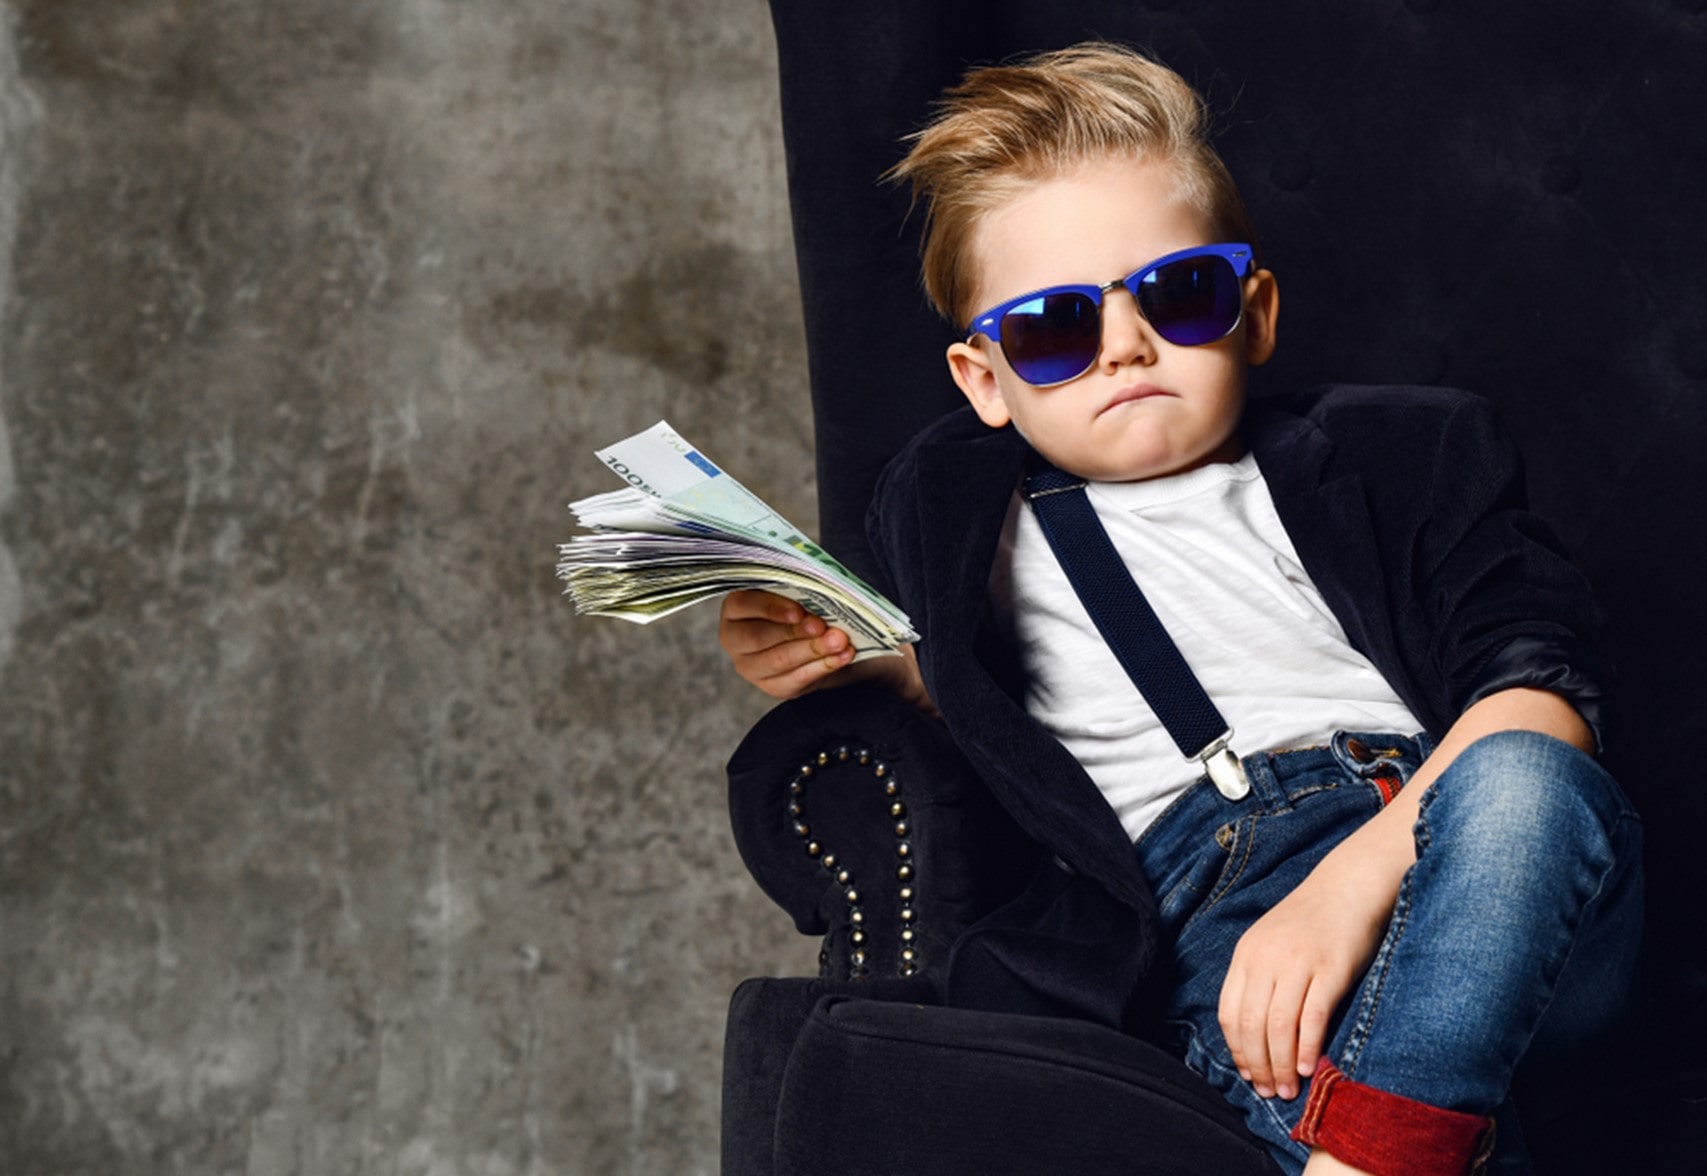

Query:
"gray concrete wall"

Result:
[[0, 2, 816, 1172]]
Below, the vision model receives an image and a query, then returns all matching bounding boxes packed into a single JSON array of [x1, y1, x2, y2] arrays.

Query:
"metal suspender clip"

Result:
[[1196, 731, 1251, 801], [1023, 477, 1088, 500]]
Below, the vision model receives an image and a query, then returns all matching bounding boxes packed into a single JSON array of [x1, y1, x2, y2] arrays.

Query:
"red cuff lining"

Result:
[[1289, 1058, 1495, 1175]]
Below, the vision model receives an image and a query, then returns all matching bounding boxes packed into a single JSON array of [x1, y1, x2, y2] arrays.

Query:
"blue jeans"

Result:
[[1134, 729, 1644, 1174]]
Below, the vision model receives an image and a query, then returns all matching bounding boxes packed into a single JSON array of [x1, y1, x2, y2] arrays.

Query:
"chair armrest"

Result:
[[727, 684, 1039, 984]]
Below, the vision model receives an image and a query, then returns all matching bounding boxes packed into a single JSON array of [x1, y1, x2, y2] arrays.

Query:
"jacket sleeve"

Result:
[[1409, 393, 1608, 751]]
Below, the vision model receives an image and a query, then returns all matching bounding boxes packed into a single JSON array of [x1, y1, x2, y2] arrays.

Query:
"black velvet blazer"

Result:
[[866, 383, 1605, 1029]]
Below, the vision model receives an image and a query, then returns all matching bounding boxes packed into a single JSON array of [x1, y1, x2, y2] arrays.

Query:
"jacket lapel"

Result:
[[909, 425, 1155, 909]]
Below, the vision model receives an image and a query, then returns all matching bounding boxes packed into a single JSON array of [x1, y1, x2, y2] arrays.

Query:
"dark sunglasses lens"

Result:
[[999, 292, 1101, 384], [1138, 255, 1242, 346]]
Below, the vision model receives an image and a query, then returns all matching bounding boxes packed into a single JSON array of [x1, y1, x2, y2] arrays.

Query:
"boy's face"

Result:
[[947, 155, 1278, 483]]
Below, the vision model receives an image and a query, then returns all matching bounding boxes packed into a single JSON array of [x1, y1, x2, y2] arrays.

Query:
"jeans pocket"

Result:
[[1165, 814, 1257, 933]]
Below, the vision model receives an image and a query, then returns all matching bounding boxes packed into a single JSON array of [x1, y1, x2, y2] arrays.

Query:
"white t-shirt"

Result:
[[989, 452, 1420, 841]]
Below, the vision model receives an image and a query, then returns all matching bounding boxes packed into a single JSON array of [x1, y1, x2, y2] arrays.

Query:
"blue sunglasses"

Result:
[[966, 242, 1254, 387]]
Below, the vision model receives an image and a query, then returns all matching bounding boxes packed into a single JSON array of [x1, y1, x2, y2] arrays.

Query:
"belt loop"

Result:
[[1229, 745, 1290, 814], [1332, 730, 1427, 783]]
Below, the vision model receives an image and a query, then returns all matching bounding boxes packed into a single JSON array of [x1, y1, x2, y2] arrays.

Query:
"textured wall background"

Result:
[[0, 2, 817, 1172]]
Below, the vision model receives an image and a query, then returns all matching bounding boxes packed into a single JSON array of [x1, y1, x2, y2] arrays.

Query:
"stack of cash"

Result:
[[557, 421, 918, 659]]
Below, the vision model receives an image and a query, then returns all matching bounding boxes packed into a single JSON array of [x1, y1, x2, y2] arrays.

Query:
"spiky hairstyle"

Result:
[[888, 42, 1259, 327]]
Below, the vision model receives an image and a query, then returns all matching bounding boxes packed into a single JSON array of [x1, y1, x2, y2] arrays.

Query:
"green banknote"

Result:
[[558, 421, 916, 657]]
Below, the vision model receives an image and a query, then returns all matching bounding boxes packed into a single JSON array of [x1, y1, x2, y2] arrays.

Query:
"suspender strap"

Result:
[[1022, 459, 1251, 801]]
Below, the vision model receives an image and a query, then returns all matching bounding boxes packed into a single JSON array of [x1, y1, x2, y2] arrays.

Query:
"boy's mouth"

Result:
[[1099, 383, 1175, 414]]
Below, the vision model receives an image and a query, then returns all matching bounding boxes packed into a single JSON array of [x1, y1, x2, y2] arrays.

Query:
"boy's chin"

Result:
[[1001, 409, 1245, 481], [1058, 439, 1247, 484]]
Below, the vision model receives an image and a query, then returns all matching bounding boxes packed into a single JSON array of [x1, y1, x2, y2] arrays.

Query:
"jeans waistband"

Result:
[[1136, 729, 1433, 852], [1249, 729, 1431, 809]]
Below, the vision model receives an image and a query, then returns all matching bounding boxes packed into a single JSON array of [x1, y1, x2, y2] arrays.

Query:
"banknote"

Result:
[[558, 421, 917, 658]]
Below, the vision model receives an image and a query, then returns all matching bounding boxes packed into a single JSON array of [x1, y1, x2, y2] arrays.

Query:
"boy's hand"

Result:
[[717, 590, 936, 714], [1217, 840, 1398, 1101], [1216, 689, 1594, 1102], [718, 589, 856, 699]]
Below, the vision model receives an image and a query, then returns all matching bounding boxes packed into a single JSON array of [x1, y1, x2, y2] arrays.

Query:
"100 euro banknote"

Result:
[[557, 422, 917, 658]]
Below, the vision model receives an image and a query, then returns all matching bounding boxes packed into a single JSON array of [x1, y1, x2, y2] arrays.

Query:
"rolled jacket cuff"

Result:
[[1289, 1059, 1495, 1175], [1463, 633, 1607, 755]]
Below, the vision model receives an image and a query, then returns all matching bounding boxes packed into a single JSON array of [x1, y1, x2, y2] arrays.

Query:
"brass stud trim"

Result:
[[788, 744, 920, 979]]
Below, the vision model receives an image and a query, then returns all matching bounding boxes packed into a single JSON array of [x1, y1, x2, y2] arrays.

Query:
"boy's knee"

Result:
[[1422, 729, 1632, 856]]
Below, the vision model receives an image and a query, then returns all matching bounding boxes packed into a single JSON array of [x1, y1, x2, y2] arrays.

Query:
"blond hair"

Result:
[[888, 43, 1259, 327]]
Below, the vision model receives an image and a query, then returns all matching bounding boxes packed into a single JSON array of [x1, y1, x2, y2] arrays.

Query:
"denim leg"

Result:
[[1141, 731, 1643, 1174], [1327, 730, 1644, 1171], [1142, 741, 1398, 1175]]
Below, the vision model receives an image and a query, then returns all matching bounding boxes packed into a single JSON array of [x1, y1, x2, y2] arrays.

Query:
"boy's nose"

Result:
[[1098, 287, 1157, 372]]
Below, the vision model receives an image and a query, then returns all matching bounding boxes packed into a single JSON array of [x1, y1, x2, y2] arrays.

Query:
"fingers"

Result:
[[1220, 962, 1279, 1099], [1294, 979, 1336, 1084], [749, 634, 856, 697], [718, 590, 856, 699], [1265, 972, 1312, 1101], [1218, 962, 1254, 1086], [1220, 950, 1312, 1101], [720, 588, 805, 627], [1215, 847, 1390, 1104], [719, 590, 820, 657]]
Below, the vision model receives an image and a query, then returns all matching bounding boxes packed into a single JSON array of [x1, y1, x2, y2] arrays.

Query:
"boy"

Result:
[[719, 44, 1641, 1175]]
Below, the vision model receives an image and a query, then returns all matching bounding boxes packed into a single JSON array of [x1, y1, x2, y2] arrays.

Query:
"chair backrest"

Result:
[[767, 0, 1707, 964]]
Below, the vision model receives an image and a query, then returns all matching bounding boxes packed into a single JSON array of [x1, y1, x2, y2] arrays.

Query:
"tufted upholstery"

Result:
[[767, 0, 1707, 975]]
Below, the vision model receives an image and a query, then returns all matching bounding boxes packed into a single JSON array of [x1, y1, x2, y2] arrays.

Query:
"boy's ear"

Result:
[[947, 341, 1012, 428], [1243, 269, 1280, 366]]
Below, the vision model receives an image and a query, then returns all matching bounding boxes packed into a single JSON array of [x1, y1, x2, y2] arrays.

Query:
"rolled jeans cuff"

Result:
[[1289, 1059, 1496, 1175]]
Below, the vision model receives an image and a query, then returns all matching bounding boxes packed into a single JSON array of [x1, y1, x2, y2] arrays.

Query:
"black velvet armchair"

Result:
[[722, 3, 1707, 1171]]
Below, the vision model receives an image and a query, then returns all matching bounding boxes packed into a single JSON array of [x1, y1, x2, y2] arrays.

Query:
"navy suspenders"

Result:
[[1022, 459, 1251, 801]]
